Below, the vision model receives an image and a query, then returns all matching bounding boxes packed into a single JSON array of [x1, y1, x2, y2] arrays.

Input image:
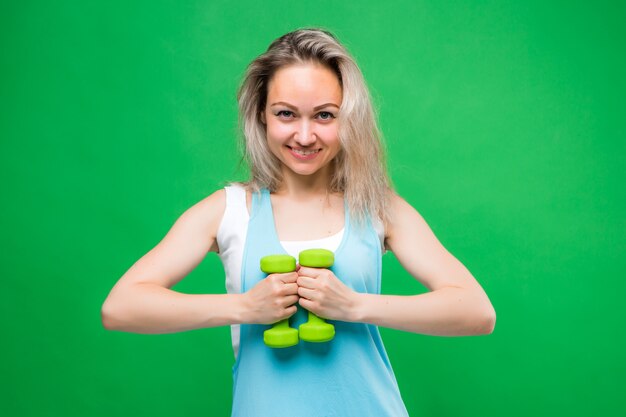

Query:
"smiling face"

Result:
[[262, 62, 343, 180]]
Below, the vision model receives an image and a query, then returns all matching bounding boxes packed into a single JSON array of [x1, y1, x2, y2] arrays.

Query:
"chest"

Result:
[[269, 194, 344, 241]]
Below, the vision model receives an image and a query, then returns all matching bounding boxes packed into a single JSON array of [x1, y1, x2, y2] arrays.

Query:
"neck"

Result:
[[275, 165, 334, 199]]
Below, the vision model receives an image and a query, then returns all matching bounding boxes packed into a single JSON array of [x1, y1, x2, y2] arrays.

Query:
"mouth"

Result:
[[287, 146, 322, 160]]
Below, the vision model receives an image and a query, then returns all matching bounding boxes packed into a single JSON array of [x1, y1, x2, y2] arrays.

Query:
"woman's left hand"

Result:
[[296, 266, 359, 322]]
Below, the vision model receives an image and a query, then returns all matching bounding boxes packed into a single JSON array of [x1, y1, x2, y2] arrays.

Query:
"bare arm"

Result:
[[101, 189, 299, 334], [355, 192, 496, 335], [297, 192, 496, 336]]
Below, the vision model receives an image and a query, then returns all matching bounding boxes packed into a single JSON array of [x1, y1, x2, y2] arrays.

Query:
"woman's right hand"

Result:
[[242, 272, 300, 324]]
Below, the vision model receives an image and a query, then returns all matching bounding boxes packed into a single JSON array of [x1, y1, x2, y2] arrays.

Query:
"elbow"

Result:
[[467, 288, 496, 335], [477, 304, 496, 335], [101, 298, 120, 331], [101, 303, 114, 330], [101, 284, 135, 331]]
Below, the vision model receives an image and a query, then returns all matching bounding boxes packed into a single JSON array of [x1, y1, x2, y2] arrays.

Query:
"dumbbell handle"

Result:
[[260, 254, 298, 348], [298, 249, 335, 343]]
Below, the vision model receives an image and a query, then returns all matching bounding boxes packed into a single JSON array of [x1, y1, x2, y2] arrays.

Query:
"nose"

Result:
[[294, 119, 316, 146]]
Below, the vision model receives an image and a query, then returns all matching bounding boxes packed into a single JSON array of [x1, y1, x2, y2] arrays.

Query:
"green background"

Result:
[[2, 1, 625, 416]]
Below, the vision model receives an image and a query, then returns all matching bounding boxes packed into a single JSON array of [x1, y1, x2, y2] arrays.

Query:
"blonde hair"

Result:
[[236, 27, 392, 226]]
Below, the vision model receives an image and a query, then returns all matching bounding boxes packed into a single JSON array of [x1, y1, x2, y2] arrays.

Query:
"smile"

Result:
[[287, 146, 322, 160], [291, 148, 320, 155]]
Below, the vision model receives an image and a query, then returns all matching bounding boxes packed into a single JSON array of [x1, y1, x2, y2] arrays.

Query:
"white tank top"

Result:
[[216, 183, 385, 356]]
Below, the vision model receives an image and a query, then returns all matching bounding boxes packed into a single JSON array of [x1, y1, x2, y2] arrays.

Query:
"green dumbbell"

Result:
[[260, 254, 299, 348], [298, 249, 336, 343]]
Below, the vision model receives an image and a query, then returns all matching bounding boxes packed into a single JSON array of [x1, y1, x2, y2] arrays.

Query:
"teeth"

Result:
[[292, 148, 319, 156]]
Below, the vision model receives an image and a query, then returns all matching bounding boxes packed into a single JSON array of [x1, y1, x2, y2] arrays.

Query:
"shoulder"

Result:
[[222, 182, 252, 215], [383, 191, 428, 246], [175, 188, 227, 251], [383, 191, 407, 230], [190, 188, 226, 218], [197, 182, 248, 213], [387, 191, 416, 216]]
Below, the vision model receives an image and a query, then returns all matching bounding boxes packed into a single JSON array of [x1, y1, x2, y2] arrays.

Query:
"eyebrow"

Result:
[[270, 102, 340, 111]]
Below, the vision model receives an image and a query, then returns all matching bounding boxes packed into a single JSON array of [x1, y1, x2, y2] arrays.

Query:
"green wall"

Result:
[[2, 1, 625, 416]]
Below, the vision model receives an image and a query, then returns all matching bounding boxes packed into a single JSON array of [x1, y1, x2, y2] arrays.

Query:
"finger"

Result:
[[297, 286, 316, 300], [282, 282, 299, 295], [296, 275, 318, 289], [282, 295, 299, 307], [284, 305, 298, 317], [297, 266, 325, 277], [276, 271, 298, 284], [298, 297, 316, 313]]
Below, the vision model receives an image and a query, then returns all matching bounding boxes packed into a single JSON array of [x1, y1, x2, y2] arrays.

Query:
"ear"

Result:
[[260, 110, 266, 125]]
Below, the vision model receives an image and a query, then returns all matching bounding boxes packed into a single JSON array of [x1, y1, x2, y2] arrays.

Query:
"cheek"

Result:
[[320, 124, 341, 149], [267, 122, 292, 140], [318, 123, 338, 137]]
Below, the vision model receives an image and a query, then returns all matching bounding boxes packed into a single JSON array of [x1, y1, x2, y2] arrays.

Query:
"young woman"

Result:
[[102, 28, 496, 417]]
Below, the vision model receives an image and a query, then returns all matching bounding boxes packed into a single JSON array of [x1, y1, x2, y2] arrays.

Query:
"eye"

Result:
[[317, 111, 335, 120], [276, 110, 294, 118]]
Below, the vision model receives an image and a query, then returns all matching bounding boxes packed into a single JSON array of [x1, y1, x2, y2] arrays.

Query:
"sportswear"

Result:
[[218, 185, 409, 417]]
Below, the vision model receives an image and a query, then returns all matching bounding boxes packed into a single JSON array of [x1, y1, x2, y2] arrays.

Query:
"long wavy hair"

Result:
[[236, 27, 392, 226]]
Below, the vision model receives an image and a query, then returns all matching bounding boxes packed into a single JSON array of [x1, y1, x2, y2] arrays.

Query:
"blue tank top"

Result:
[[231, 189, 409, 417]]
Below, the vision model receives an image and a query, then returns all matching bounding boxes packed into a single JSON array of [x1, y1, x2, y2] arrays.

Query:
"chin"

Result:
[[283, 162, 326, 177], [289, 167, 320, 176]]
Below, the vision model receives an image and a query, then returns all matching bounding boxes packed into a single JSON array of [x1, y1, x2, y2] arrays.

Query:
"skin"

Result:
[[101, 62, 496, 336]]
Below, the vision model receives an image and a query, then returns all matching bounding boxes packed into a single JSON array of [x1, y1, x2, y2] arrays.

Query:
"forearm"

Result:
[[353, 287, 496, 336], [101, 283, 246, 334]]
